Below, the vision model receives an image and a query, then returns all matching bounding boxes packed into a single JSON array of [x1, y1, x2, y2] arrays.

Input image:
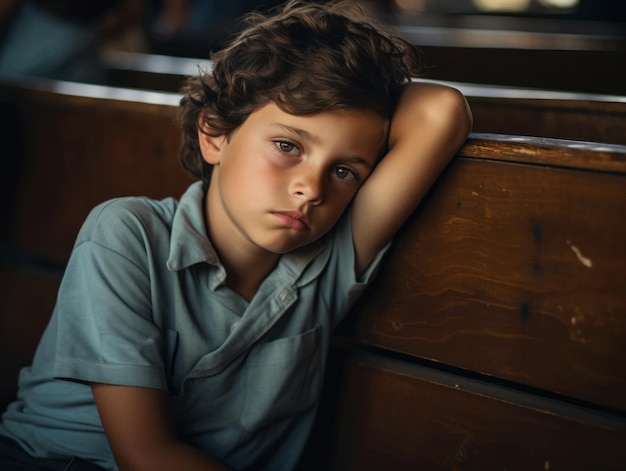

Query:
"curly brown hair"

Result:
[[178, 0, 422, 185]]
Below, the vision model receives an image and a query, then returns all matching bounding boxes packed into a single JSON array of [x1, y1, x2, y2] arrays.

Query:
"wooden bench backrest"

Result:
[[308, 134, 626, 471], [397, 18, 626, 96], [103, 52, 626, 145], [451, 82, 626, 145], [317, 134, 626, 470], [341, 133, 626, 407], [1, 80, 193, 262]]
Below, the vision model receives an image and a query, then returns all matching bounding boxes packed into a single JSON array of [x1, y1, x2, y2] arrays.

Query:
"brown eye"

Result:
[[333, 166, 358, 182], [274, 140, 299, 155]]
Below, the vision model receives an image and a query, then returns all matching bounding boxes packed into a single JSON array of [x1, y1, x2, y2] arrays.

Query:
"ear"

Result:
[[197, 115, 226, 165]]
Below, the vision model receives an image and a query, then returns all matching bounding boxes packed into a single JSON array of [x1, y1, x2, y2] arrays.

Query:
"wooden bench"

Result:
[[449, 81, 626, 145], [0, 79, 194, 409], [102, 51, 206, 96], [1, 80, 625, 469], [392, 13, 626, 96], [0, 79, 190, 263], [101, 52, 626, 145], [307, 134, 626, 470]]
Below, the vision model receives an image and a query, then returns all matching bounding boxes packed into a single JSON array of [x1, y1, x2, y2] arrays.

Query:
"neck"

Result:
[[204, 185, 279, 302], [225, 261, 276, 302], [217, 246, 278, 302]]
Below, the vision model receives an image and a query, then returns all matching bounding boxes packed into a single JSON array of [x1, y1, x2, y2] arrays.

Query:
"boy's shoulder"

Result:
[[72, 182, 207, 260], [89, 194, 179, 229], [75, 193, 181, 251]]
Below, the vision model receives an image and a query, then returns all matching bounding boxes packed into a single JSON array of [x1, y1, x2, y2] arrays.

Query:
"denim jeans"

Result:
[[0, 436, 106, 471]]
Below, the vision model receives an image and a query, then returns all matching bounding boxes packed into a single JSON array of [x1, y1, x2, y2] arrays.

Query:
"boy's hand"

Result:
[[351, 82, 472, 275]]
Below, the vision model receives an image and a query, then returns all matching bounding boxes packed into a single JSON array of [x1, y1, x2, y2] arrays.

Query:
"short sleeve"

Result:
[[52, 199, 170, 390], [312, 210, 392, 326]]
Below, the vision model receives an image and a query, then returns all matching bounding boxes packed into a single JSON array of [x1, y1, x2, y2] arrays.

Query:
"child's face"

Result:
[[203, 102, 386, 256]]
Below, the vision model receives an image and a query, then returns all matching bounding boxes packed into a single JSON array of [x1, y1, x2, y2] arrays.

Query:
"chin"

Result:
[[261, 237, 314, 255]]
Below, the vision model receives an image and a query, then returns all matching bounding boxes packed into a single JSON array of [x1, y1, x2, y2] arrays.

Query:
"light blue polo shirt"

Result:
[[0, 181, 389, 470]]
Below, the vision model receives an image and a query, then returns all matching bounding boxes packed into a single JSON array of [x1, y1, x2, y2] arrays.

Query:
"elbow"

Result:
[[438, 86, 473, 145], [389, 82, 473, 152], [456, 88, 473, 138]]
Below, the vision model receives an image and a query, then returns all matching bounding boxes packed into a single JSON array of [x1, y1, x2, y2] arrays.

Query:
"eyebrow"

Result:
[[270, 123, 375, 169], [271, 123, 321, 145]]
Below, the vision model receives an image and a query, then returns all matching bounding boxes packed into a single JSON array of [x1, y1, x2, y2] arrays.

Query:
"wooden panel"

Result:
[[328, 355, 626, 471], [468, 96, 626, 145], [418, 46, 626, 95], [341, 144, 626, 411], [460, 134, 626, 173], [2, 83, 193, 263], [102, 51, 206, 93], [0, 266, 61, 410]]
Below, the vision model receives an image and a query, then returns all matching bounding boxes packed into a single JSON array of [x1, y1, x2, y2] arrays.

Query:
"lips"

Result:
[[271, 211, 309, 232]]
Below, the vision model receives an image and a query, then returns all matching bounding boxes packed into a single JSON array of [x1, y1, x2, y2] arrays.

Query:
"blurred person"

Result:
[[148, 0, 284, 56], [0, 0, 147, 83]]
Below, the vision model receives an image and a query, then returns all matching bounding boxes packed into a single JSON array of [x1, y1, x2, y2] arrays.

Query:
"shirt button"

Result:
[[277, 289, 289, 302]]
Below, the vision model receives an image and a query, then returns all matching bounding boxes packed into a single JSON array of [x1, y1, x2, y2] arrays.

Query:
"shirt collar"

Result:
[[167, 181, 220, 271], [166, 182, 330, 281]]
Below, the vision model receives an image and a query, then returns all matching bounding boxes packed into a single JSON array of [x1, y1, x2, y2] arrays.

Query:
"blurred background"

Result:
[[1, 0, 625, 94]]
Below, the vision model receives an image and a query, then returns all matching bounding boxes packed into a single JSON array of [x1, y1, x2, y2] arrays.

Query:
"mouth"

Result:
[[271, 211, 309, 232]]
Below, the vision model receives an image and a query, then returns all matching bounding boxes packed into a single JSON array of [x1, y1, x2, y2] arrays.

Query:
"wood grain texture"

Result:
[[2, 83, 193, 263], [327, 356, 626, 471], [340, 155, 626, 411], [461, 133, 626, 173], [468, 96, 626, 145]]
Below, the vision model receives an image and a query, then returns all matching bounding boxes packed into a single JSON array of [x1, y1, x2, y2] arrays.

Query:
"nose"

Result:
[[290, 165, 324, 205]]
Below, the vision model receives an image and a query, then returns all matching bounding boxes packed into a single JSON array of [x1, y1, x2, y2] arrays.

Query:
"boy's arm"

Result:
[[92, 383, 234, 471], [351, 82, 472, 275]]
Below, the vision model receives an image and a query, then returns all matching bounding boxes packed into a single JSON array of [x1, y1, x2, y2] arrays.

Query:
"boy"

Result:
[[0, 1, 472, 470]]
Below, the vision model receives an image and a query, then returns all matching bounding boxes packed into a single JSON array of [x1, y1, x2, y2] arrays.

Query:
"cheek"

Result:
[[250, 155, 286, 191], [222, 149, 284, 199]]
